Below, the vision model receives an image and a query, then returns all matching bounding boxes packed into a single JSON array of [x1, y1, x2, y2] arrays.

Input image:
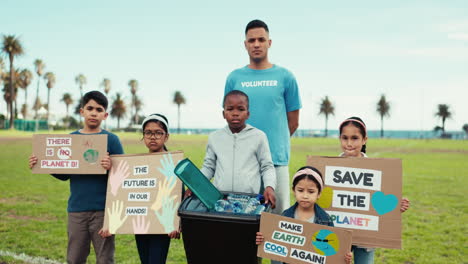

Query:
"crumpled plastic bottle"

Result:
[[220, 193, 267, 215], [214, 199, 233, 212], [232, 201, 244, 213], [243, 197, 260, 214], [254, 204, 266, 215]]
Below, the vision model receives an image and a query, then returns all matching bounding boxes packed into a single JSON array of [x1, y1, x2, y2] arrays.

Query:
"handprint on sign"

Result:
[[152, 153, 179, 232], [155, 196, 180, 233], [107, 200, 128, 233], [109, 160, 130, 196], [157, 154, 178, 188], [132, 215, 150, 234], [151, 177, 177, 212]]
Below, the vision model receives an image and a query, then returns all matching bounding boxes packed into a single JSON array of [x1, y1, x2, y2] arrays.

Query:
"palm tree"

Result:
[[376, 95, 391, 138], [128, 79, 138, 125], [61, 93, 73, 129], [173, 91, 186, 133], [44, 72, 56, 122], [318, 96, 335, 137], [0, 59, 4, 116], [32, 97, 43, 114], [110, 93, 126, 129], [100, 78, 111, 129], [463, 124, 468, 138], [33, 59, 45, 120], [435, 104, 452, 133], [0, 58, 4, 93], [18, 69, 33, 118], [75, 73, 86, 98], [2, 69, 20, 120], [133, 95, 143, 125], [101, 78, 111, 96], [75, 73, 86, 123], [2, 35, 24, 129], [0, 58, 4, 77]]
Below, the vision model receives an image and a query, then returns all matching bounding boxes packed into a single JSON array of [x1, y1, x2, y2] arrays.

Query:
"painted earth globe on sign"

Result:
[[311, 229, 340, 256], [83, 149, 99, 163]]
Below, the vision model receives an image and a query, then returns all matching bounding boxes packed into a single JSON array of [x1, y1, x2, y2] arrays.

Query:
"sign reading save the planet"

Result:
[[257, 212, 352, 264], [307, 156, 402, 249], [32, 134, 107, 174]]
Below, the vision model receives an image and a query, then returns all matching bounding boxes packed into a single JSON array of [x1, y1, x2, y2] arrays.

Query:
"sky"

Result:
[[1, 0, 467, 131]]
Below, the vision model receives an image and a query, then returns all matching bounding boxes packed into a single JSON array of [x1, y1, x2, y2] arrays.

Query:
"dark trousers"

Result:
[[135, 234, 171, 264]]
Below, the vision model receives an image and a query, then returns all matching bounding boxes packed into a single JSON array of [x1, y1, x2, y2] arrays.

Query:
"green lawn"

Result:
[[0, 131, 467, 263]]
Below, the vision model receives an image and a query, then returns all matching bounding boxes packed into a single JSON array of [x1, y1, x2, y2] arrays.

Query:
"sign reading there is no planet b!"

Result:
[[32, 134, 107, 174]]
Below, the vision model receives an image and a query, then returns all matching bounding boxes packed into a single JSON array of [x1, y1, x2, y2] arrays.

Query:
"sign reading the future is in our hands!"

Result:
[[103, 151, 184, 235]]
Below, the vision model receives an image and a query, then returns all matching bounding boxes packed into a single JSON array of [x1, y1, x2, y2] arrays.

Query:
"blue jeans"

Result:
[[352, 245, 375, 264]]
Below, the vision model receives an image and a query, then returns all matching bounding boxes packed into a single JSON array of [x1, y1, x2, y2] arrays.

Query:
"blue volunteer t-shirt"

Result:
[[52, 129, 124, 212], [224, 65, 301, 165]]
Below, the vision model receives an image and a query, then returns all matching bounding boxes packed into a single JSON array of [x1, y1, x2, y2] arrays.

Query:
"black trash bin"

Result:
[[178, 193, 265, 264]]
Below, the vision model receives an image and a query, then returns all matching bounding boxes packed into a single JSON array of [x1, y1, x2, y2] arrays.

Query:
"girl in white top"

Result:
[[339, 117, 410, 264]]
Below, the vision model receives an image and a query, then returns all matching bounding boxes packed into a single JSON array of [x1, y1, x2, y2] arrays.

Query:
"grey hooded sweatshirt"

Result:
[[201, 124, 276, 193]]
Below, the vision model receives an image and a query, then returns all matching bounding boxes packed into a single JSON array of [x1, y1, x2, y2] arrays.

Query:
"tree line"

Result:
[[2, 34, 465, 137], [1, 34, 187, 132], [318, 95, 462, 138]]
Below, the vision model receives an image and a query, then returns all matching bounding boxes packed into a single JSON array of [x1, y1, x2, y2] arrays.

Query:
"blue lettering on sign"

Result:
[[264, 241, 288, 257]]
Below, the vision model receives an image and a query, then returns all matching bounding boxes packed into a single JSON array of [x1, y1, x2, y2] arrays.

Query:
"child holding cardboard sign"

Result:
[[338, 116, 410, 264], [132, 113, 182, 264], [29, 91, 124, 263], [256, 166, 352, 264]]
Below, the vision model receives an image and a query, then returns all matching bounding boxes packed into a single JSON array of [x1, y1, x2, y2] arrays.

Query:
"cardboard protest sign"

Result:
[[308, 156, 402, 249], [103, 151, 184, 234], [258, 212, 352, 264], [32, 134, 107, 174]]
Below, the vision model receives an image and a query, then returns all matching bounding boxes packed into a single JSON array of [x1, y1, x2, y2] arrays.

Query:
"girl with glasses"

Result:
[[136, 113, 181, 264]]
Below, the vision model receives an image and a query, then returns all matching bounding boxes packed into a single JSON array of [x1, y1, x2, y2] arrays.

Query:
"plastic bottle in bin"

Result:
[[227, 193, 250, 204], [256, 194, 265, 203], [254, 194, 266, 214], [254, 204, 266, 214], [243, 197, 260, 214], [215, 199, 233, 212], [216, 193, 267, 214], [232, 201, 244, 213]]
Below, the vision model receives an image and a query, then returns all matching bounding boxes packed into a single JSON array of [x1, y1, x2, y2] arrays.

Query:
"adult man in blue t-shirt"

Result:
[[224, 19, 302, 215]]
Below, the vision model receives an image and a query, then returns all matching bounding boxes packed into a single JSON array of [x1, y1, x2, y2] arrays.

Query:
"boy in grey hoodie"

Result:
[[201, 90, 277, 207]]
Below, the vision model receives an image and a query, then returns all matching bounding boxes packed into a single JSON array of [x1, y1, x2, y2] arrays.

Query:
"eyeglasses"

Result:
[[143, 130, 166, 139]]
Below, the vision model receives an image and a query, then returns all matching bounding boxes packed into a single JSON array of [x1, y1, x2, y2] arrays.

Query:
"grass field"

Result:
[[0, 131, 467, 263]]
